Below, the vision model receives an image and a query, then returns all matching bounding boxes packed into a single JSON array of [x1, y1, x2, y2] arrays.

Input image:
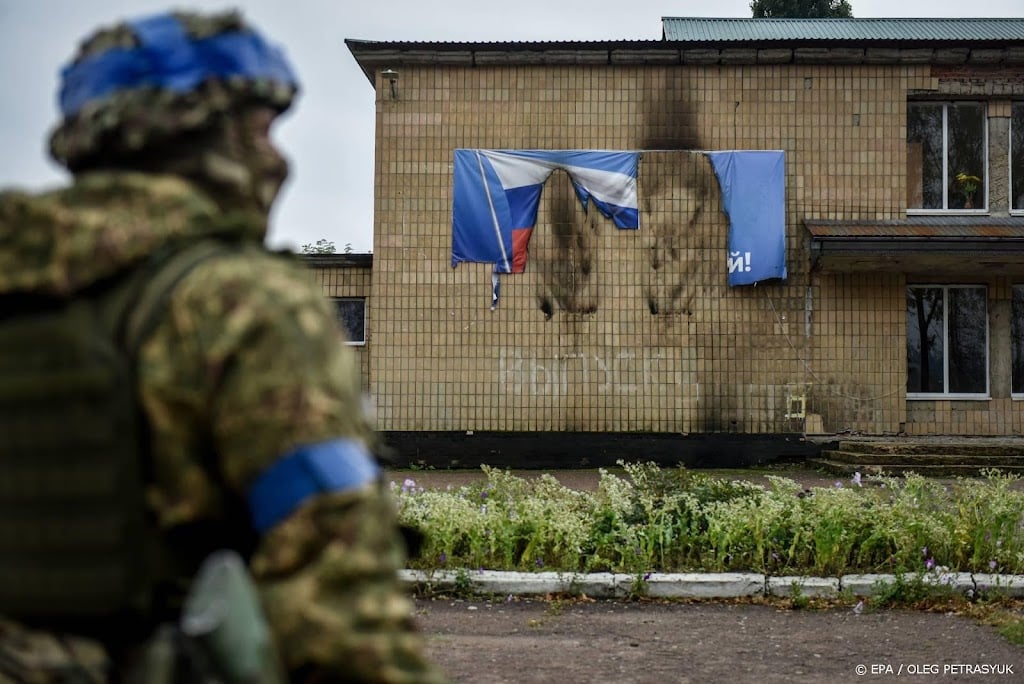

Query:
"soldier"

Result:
[[0, 10, 446, 683]]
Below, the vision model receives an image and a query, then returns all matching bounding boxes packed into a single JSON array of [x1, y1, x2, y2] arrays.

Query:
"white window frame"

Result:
[[332, 297, 367, 346], [906, 102, 988, 215], [906, 284, 989, 400], [1011, 102, 1024, 216]]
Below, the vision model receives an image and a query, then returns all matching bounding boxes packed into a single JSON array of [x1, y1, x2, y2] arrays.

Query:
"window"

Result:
[[906, 285, 988, 397], [332, 297, 366, 345], [1013, 286, 1024, 396], [907, 102, 986, 211], [1012, 103, 1024, 212]]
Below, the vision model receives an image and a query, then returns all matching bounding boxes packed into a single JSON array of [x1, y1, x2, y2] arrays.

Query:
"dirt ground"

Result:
[[415, 597, 1023, 683]]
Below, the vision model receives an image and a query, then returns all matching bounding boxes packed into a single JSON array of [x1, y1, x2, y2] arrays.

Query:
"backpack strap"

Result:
[[118, 238, 264, 567], [120, 239, 238, 356]]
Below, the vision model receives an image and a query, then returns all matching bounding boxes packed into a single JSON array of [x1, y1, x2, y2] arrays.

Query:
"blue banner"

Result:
[[705, 151, 787, 286]]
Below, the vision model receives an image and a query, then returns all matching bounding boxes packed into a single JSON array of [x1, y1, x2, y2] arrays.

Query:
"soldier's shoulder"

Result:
[[139, 244, 342, 393], [0, 183, 65, 214], [186, 246, 319, 295], [170, 245, 333, 327]]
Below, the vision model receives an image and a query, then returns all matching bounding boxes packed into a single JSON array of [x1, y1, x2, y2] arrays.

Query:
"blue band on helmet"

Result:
[[59, 13, 298, 118], [247, 439, 381, 533]]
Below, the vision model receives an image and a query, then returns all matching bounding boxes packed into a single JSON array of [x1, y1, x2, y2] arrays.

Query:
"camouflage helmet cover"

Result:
[[49, 10, 299, 171]]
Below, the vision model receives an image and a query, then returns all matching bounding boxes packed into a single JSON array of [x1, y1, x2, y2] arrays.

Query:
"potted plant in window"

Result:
[[955, 172, 981, 209]]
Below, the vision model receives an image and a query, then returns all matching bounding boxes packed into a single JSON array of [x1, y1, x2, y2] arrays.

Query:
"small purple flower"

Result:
[[772, 552, 780, 561], [643, 572, 652, 581], [925, 557, 935, 571], [535, 558, 544, 568], [989, 560, 998, 570], [480, 490, 488, 500], [834, 481, 843, 489], [439, 552, 447, 565]]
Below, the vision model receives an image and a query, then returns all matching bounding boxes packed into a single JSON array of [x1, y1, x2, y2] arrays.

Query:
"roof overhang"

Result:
[[345, 37, 1024, 86], [300, 253, 373, 268], [806, 218, 1024, 276]]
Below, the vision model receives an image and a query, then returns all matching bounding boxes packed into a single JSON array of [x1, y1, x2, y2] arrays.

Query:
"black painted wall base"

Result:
[[379, 431, 829, 470]]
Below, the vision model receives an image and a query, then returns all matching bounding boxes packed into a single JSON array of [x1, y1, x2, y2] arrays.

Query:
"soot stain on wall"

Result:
[[527, 69, 707, 319], [639, 70, 706, 317], [534, 170, 599, 316]]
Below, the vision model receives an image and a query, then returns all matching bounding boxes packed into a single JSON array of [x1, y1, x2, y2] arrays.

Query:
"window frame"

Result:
[[331, 296, 367, 346], [906, 284, 989, 400], [1011, 102, 1024, 216], [906, 101, 988, 215], [1012, 285, 1024, 399]]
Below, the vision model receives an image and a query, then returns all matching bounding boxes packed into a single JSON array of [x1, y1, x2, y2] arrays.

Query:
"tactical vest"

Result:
[[0, 239, 235, 627]]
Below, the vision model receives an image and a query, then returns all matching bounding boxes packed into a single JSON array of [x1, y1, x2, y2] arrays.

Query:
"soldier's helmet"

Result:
[[49, 10, 299, 172]]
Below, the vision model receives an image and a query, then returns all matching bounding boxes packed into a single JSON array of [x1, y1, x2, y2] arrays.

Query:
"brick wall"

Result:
[[317, 58, 1023, 437], [357, 63, 930, 435], [308, 259, 372, 391]]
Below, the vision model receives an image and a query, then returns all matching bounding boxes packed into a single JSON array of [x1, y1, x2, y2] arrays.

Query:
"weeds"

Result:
[[788, 581, 811, 610], [452, 567, 474, 598], [394, 463, 1024, 577], [995, 614, 1024, 645]]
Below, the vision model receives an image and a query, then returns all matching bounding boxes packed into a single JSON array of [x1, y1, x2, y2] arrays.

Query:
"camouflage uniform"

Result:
[[0, 11, 445, 684]]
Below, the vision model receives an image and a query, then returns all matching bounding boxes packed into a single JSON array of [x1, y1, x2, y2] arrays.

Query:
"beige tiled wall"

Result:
[[349, 61, 1018, 435], [309, 263, 372, 390]]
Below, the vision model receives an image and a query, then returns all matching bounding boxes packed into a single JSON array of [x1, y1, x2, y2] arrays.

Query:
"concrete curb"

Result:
[[399, 569, 1024, 599]]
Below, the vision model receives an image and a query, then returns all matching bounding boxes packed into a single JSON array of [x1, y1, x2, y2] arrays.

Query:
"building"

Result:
[[321, 17, 1024, 467]]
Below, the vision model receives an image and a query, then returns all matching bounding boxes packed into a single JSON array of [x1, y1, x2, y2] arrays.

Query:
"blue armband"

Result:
[[247, 439, 380, 533]]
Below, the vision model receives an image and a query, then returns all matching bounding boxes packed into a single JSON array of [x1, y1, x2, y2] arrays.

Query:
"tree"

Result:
[[751, 0, 853, 18], [301, 238, 336, 254]]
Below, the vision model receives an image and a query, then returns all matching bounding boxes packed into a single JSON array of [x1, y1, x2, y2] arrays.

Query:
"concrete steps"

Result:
[[808, 438, 1024, 477]]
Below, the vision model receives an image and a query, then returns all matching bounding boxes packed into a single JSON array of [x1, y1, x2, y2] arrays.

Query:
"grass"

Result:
[[996, 614, 1024, 645]]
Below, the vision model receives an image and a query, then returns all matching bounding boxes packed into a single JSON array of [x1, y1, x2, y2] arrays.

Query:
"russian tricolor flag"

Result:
[[452, 150, 640, 273]]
